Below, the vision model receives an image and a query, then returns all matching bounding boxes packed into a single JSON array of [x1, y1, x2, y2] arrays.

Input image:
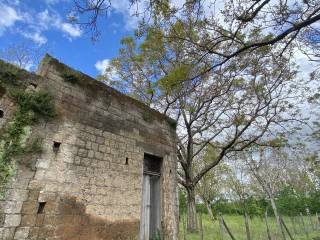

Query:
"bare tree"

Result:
[[0, 42, 46, 71]]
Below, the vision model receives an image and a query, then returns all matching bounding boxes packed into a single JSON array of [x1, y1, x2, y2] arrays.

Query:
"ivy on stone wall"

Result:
[[0, 73, 56, 196]]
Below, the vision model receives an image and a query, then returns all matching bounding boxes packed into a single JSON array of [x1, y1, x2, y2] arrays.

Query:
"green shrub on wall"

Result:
[[0, 88, 56, 196]]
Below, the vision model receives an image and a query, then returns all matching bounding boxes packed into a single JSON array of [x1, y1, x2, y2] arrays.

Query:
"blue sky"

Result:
[[0, 0, 140, 77]]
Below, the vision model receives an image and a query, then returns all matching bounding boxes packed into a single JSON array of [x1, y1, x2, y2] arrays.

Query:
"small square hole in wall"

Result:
[[53, 141, 61, 152], [125, 157, 129, 165], [0, 110, 3, 118], [37, 202, 46, 214], [30, 83, 38, 89]]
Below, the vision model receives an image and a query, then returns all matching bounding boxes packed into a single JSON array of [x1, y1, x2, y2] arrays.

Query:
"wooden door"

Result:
[[140, 154, 162, 240]]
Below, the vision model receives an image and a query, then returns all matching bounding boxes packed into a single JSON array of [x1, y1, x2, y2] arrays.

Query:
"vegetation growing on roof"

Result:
[[0, 61, 20, 87]]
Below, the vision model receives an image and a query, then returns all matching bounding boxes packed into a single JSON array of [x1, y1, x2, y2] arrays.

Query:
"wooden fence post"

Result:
[[199, 213, 204, 240], [182, 213, 187, 240], [280, 216, 294, 240], [264, 210, 272, 240], [317, 212, 320, 230], [220, 214, 236, 240], [244, 212, 251, 240], [219, 213, 224, 240], [289, 216, 297, 234], [299, 212, 309, 239], [306, 208, 315, 231]]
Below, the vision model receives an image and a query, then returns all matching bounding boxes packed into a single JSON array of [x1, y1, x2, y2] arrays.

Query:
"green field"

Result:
[[179, 214, 320, 240]]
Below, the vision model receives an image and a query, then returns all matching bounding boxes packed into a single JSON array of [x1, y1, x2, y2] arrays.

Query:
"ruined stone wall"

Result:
[[0, 55, 178, 240]]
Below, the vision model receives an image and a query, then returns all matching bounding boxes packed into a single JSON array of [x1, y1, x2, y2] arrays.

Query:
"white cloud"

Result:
[[20, 31, 47, 45], [95, 59, 111, 75], [37, 9, 82, 39], [44, 0, 70, 5], [37, 9, 52, 28], [18, 9, 82, 44], [0, 3, 22, 35], [61, 23, 81, 37], [0, 4, 82, 44]]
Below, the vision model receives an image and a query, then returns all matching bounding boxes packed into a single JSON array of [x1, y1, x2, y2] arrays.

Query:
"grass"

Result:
[[179, 214, 320, 240]]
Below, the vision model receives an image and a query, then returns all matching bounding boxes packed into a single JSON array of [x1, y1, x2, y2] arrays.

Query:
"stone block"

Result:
[[96, 136, 105, 144], [2, 201, 23, 214], [20, 214, 37, 226], [95, 152, 103, 160], [92, 143, 98, 151], [4, 214, 21, 227], [14, 227, 30, 239], [78, 148, 88, 157], [36, 159, 50, 169], [4, 189, 29, 202], [88, 150, 94, 158], [0, 227, 15, 239], [98, 145, 106, 152]]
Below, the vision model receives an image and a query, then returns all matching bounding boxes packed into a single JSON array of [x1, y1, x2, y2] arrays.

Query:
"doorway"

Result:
[[140, 153, 162, 240]]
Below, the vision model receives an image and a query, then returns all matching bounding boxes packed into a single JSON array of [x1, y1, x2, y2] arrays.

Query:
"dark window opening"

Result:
[[125, 157, 129, 165], [30, 83, 38, 89], [53, 141, 61, 152], [0, 110, 3, 118], [143, 153, 162, 176], [37, 202, 46, 214]]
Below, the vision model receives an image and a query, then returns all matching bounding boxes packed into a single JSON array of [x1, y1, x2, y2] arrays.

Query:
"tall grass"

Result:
[[179, 214, 320, 240]]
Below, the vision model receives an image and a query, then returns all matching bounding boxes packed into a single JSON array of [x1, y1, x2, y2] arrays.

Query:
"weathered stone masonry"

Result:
[[0, 55, 179, 239]]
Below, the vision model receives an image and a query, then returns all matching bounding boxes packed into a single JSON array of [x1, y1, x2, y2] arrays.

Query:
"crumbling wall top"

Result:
[[38, 54, 176, 129]]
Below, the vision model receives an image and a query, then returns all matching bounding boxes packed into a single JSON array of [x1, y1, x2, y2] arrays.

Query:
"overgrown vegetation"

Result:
[[0, 62, 20, 87], [0, 71, 56, 196]]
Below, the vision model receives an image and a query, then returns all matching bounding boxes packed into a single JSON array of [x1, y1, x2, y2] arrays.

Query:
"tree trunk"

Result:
[[204, 200, 215, 222], [186, 187, 198, 232], [270, 197, 286, 240]]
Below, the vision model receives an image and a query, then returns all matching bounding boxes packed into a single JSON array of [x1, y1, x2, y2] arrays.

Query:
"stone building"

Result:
[[0, 55, 179, 240]]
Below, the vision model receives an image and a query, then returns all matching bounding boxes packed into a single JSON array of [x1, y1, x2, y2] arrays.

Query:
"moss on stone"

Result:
[[142, 111, 154, 123]]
